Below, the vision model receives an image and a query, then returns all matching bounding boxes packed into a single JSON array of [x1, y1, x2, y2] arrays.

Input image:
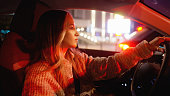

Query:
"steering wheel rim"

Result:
[[131, 42, 170, 96]]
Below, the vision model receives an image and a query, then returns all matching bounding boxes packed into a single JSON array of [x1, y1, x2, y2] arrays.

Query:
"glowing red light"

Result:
[[137, 26, 143, 32], [119, 44, 130, 50]]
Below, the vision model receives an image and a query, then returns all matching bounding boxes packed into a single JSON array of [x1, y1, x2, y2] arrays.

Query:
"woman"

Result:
[[22, 10, 169, 96]]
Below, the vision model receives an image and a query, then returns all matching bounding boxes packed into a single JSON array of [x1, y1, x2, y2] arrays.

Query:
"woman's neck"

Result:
[[60, 47, 68, 57]]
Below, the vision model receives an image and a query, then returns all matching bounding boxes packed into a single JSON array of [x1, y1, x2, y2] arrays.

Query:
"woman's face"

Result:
[[62, 13, 79, 48]]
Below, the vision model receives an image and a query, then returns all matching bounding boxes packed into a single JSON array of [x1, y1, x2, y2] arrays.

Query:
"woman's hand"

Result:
[[149, 37, 170, 52]]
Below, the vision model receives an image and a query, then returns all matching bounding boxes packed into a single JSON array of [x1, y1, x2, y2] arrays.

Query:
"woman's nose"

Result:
[[75, 30, 79, 36]]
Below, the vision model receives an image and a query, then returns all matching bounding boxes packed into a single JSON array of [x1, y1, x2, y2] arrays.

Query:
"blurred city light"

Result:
[[107, 14, 131, 34], [137, 26, 143, 32], [119, 44, 130, 50], [0, 29, 10, 34], [124, 32, 136, 40], [80, 27, 84, 31], [91, 10, 96, 36], [77, 28, 81, 32], [115, 33, 122, 36], [114, 14, 124, 19]]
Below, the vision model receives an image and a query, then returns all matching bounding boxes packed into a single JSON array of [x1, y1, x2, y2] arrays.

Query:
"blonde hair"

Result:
[[31, 10, 79, 89], [35, 10, 70, 66]]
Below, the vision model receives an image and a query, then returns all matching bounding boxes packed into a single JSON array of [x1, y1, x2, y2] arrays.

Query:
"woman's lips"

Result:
[[75, 39, 78, 41]]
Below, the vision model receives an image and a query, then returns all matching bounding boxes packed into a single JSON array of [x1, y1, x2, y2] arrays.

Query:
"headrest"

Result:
[[0, 0, 51, 71], [0, 32, 30, 71]]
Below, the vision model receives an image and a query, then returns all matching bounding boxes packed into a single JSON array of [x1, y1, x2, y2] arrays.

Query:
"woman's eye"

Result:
[[70, 27, 74, 29], [69, 25, 75, 29]]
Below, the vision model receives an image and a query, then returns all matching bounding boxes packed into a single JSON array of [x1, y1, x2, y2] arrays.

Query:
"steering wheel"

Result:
[[131, 42, 170, 96]]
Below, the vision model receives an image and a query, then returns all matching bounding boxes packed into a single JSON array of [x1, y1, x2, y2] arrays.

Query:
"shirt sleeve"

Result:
[[73, 40, 153, 81]]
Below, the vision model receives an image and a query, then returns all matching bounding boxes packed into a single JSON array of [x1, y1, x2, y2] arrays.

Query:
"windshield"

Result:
[[141, 0, 170, 19], [67, 9, 145, 52]]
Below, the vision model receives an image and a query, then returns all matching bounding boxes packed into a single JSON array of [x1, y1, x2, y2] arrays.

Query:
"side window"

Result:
[[68, 9, 144, 52]]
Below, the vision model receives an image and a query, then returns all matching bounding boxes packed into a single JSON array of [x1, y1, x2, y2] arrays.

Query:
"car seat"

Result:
[[0, 32, 30, 96], [0, 0, 51, 95]]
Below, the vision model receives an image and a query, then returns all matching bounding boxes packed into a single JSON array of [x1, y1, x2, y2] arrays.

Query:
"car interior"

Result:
[[0, 0, 170, 96]]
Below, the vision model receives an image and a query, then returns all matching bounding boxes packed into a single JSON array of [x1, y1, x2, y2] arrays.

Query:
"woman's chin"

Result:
[[72, 45, 77, 48]]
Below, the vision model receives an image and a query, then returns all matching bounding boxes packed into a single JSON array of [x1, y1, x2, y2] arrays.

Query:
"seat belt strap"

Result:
[[72, 67, 80, 96]]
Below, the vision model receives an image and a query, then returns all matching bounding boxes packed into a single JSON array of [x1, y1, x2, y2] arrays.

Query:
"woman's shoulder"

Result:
[[25, 61, 50, 75], [24, 61, 56, 86]]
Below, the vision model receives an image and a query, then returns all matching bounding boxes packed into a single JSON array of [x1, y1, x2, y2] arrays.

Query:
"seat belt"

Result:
[[72, 67, 80, 96]]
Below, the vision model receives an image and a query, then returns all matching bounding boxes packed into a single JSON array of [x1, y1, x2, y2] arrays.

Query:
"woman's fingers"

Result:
[[164, 37, 170, 41], [149, 37, 163, 46], [149, 37, 170, 46], [148, 37, 170, 52]]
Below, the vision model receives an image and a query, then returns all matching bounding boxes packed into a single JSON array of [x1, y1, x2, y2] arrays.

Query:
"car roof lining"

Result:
[[0, 0, 138, 14]]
